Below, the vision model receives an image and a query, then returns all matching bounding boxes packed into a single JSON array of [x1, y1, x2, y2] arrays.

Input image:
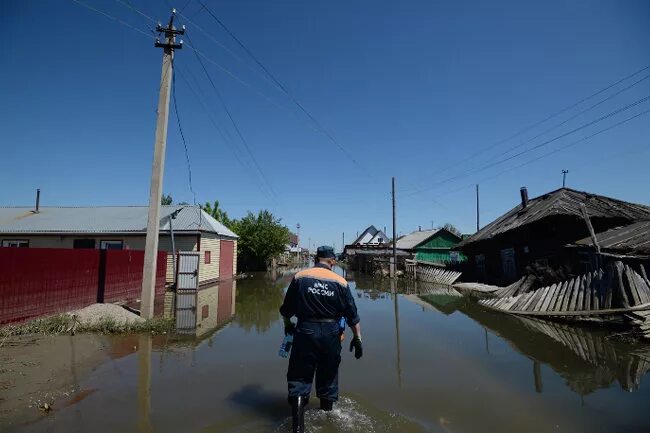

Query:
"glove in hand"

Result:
[[349, 336, 363, 359]]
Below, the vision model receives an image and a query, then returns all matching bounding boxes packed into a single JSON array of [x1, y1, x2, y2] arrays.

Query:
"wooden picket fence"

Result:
[[479, 261, 650, 318]]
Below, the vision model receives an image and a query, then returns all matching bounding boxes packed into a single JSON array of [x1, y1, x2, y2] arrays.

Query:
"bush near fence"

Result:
[[0, 247, 166, 325]]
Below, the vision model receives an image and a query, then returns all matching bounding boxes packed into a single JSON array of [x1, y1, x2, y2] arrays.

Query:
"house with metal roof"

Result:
[[456, 187, 650, 284], [396, 228, 465, 263], [0, 205, 238, 285], [352, 225, 389, 246]]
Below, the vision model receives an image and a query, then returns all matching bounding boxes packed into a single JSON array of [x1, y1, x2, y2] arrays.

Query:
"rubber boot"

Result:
[[319, 398, 334, 412], [289, 395, 308, 433]]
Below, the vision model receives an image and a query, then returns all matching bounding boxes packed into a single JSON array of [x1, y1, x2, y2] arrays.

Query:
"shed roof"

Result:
[[396, 229, 440, 250], [0, 206, 238, 238], [458, 188, 650, 248], [574, 220, 650, 255]]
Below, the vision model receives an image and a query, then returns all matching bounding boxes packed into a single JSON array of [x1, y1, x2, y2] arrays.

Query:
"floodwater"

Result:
[[16, 266, 650, 433]]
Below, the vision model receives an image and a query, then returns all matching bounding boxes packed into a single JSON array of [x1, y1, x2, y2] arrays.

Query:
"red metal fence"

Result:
[[0, 247, 166, 325]]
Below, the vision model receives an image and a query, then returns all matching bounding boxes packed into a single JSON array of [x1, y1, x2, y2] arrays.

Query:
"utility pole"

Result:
[[562, 169, 569, 188], [391, 177, 397, 278], [476, 184, 480, 233], [342, 232, 345, 250], [140, 10, 184, 319], [296, 223, 301, 262]]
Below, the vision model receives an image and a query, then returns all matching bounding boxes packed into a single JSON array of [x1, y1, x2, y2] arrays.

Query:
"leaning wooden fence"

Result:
[[406, 259, 462, 285], [479, 261, 650, 318]]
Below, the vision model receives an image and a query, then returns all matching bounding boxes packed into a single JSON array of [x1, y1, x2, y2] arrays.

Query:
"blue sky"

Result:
[[3, 0, 649, 251]]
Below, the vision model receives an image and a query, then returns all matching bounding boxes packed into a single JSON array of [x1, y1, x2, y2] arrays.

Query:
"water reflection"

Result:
[[166, 280, 238, 339], [137, 334, 152, 433], [457, 302, 650, 394], [235, 274, 287, 333]]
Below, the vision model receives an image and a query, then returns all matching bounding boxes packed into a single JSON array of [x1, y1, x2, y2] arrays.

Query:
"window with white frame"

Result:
[[100, 240, 124, 250], [2, 239, 29, 247]]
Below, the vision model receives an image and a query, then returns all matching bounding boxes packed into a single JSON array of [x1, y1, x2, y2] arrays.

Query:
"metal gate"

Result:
[[175, 252, 200, 333]]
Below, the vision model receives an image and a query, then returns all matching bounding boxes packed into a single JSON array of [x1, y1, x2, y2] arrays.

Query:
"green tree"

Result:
[[440, 223, 462, 237], [202, 200, 232, 227], [161, 193, 173, 205], [232, 210, 290, 271]]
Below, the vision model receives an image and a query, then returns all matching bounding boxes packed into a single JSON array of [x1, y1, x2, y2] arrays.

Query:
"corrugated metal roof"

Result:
[[458, 188, 650, 248], [0, 206, 238, 238], [396, 229, 440, 250], [574, 220, 650, 255]]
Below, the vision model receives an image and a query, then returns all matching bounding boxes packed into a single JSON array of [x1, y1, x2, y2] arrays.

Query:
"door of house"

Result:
[[500, 248, 517, 281], [175, 252, 200, 334], [219, 240, 234, 280], [177, 252, 200, 290]]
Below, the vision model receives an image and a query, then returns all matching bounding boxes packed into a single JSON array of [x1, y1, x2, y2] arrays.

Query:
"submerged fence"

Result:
[[0, 247, 167, 324]]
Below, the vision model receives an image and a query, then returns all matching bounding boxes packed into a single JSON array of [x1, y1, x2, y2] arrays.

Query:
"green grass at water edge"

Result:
[[0, 315, 175, 337]]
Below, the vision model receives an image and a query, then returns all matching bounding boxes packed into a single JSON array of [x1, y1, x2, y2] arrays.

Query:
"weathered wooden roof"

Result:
[[574, 220, 650, 255], [458, 188, 650, 248]]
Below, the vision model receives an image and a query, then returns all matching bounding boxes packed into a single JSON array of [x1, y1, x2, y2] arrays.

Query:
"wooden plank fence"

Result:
[[407, 260, 462, 285], [479, 261, 650, 318]]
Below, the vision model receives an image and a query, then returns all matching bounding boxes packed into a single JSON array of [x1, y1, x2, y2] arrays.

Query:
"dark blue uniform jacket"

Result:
[[280, 263, 360, 327]]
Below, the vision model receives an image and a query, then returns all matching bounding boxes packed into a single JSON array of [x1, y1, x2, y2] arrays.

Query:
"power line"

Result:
[[185, 31, 277, 198], [435, 107, 650, 198], [427, 63, 650, 180], [171, 60, 197, 204], [485, 72, 650, 164], [70, 0, 154, 38], [175, 63, 269, 192], [192, 1, 373, 177], [116, 0, 157, 35], [410, 94, 650, 196]]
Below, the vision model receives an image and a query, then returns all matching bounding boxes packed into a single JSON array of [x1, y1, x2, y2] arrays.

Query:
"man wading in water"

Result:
[[279, 246, 363, 433]]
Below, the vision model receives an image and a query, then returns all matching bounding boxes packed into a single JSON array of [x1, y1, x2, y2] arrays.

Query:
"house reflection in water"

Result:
[[166, 280, 237, 338], [458, 303, 650, 395]]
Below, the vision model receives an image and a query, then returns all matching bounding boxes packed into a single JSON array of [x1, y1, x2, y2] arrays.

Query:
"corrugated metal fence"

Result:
[[0, 247, 167, 324]]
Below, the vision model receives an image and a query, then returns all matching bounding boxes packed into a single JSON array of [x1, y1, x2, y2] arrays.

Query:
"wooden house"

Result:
[[456, 187, 650, 284], [351, 225, 389, 246], [396, 228, 465, 263]]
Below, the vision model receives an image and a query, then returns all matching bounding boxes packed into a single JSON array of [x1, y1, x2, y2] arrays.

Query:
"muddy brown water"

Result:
[[13, 266, 650, 433]]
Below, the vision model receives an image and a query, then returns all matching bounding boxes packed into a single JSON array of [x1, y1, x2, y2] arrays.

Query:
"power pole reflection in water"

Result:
[[391, 279, 402, 388], [138, 335, 153, 433]]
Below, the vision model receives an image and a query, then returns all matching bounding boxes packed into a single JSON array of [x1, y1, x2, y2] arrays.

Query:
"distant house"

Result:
[[456, 187, 650, 284], [352, 225, 389, 246], [395, 228, 465, 263], [286, 232, 299, 253], [0, 205, 238, 285]]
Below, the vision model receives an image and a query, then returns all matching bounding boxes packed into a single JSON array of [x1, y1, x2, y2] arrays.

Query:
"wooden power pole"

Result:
[[391, 177, 397, 278], [476, 184, 480, 233], [141, 11, 184, 319]]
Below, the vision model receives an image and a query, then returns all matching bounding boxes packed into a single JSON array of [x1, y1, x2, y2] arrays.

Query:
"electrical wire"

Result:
[[175, 63, 267, 190], [192, 1, 374, 178], [409, 94, 650, 196], [430, 63, 650, 179], [171, 59, 197, 205], [70, 0, 154, 38], [434, 107, 650, 198], [116, 0, 157, 35], [185, 31, 278, 199], [483, 72, 650, 164]]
